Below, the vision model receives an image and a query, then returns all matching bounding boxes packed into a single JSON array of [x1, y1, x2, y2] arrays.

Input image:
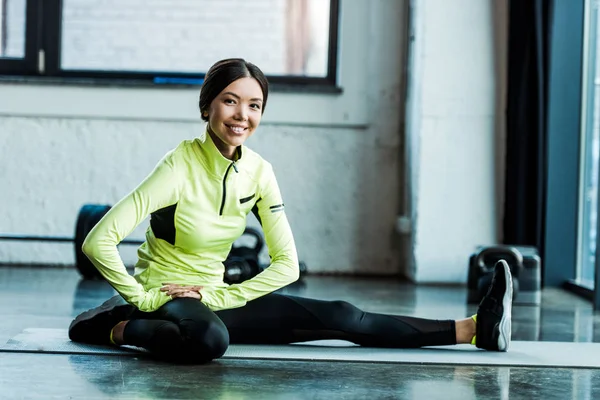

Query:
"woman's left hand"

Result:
[[160, 283, 203, 300]]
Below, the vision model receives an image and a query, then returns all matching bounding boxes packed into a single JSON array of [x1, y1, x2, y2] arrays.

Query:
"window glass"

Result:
[[578, 0, 600, 289], [0, 0, 26, 59], [60, 0, 331, 77]]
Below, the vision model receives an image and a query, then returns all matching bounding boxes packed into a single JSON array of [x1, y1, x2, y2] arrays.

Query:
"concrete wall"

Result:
[[405, 0, 506, 283], [0, 0, 407, 275]]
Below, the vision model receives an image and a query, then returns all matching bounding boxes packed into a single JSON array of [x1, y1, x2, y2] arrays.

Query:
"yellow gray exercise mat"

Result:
[[1, 328, 600, 368]]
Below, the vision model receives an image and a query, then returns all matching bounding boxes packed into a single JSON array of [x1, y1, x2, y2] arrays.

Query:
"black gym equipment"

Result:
[[221, 228, 309, 284], [75, 204, 116, 278], [467, 245, 541, 305], [223, 227, 265, 284], [1, 203, 308, 283]]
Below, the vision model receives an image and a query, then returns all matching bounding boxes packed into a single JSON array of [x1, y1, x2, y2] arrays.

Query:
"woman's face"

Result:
[[205, 77, 264, 159]]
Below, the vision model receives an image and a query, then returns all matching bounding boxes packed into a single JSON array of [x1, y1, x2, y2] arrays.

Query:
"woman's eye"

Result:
[[224, 99, 235, 104], [250, 103, 261, 110]]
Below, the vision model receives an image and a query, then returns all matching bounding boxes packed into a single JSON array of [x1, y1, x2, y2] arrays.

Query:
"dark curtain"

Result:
[[503, 0, 554, 255]]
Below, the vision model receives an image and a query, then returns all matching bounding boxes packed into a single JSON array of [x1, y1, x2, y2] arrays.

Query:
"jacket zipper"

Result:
[[219, 161, 238, 215]]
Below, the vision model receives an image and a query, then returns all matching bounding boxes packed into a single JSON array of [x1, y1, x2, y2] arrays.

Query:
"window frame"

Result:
[[1, 0, 340, 88], [544, 0, 600, 309]]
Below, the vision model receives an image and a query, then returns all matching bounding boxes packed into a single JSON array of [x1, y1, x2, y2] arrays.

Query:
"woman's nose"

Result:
[[234, 106, 248, 121]]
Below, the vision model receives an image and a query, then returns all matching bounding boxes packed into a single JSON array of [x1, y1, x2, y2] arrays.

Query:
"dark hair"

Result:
[[199, 58, 269, 121]]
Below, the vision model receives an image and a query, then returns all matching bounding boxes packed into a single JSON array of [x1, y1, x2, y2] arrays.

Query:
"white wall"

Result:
[[406, 0, 504, 283], [0, 1, 408, 275], [0, 0, 505, 283]]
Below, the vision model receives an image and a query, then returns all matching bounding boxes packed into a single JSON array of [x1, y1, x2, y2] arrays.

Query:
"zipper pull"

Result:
[[232, 161, 238, 173]]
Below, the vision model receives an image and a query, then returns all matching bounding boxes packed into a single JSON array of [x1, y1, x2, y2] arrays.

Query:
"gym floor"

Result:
[[1, 266, 600, 399]]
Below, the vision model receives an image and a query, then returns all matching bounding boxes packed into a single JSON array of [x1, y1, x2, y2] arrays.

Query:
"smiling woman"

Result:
[[68, 58, 514, 364], [199, 59, 269, 160]]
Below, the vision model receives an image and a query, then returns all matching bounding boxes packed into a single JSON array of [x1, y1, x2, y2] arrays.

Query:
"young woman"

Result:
[[69, 58, 513, 363]]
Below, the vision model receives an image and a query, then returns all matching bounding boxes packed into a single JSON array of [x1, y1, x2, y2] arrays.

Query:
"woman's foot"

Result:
[[110, 320, 129, 345], [455, 317, 476, 344], [68, 295, 136, 345], [473, 260, 513, 351]]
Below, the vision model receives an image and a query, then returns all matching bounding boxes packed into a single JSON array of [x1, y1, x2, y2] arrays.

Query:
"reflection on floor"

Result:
[[1, 266, 600, 399]]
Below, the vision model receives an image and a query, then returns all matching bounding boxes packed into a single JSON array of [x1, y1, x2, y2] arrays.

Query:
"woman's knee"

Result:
[[125, 320, 187, 360], [138, 319, 229, 364], [147, 298, 230, 363], [180, 317, 230, 361], [327, 300, 363, 330]]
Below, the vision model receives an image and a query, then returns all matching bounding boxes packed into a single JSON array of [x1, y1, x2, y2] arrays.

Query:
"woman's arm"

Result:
[[82, 151, 181, 312], [199, 164, 299, 311]]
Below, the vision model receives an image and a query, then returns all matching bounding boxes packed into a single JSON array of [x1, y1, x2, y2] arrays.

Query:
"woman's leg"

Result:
[[216, 293, 458, 348], [69, 296, 229, 364], [121, 298, 229, 363], [70, 260, 511, 358], [217, 259, 512, 351]]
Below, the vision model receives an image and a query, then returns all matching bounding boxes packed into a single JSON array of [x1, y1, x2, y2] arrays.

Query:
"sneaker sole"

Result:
[[497, 260, 513, 352]]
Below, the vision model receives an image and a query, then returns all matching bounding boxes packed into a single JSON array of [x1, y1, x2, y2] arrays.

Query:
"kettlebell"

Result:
[[74, 204, 112, 280], [474, 246, 522, 302], [223, 227, 265, 284]]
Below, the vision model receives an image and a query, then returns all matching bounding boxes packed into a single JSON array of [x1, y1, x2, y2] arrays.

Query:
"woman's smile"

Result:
[[225, 124, 248, 135]]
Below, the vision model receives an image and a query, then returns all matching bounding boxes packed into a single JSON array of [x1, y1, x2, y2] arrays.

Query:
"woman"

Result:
[[69, 58, 513, 363]]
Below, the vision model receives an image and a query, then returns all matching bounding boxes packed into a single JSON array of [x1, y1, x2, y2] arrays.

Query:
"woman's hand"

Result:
[[160, 283, 203, 300]]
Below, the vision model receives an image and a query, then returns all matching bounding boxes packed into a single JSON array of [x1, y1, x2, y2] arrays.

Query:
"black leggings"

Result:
[[123, 293, 456, 363]]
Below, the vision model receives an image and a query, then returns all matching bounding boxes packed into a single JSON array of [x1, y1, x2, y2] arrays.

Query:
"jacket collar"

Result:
[[195, 130, 243, 177]]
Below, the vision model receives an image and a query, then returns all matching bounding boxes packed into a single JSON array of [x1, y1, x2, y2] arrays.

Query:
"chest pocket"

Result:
[[239, 192, 257, 215]]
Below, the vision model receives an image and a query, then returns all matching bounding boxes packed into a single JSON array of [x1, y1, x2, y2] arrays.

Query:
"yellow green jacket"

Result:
[[82, 132, 299, 312]]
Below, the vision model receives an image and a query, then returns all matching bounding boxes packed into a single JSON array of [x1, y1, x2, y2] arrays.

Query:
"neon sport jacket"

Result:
[[82, 132, 299, 312]]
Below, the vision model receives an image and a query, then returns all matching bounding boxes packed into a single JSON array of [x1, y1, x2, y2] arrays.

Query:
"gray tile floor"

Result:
[[1, 266, 600, 399]]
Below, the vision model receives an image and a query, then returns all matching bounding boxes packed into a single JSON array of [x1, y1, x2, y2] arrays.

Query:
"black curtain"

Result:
[[503, 0, 554, 254]]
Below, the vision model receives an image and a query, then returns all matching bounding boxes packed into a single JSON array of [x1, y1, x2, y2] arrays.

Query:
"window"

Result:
[[0, 0, 339, 86], [0, 0, 26, 58], [578, 0, 600, 290], [0, 0, 37, 73]]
